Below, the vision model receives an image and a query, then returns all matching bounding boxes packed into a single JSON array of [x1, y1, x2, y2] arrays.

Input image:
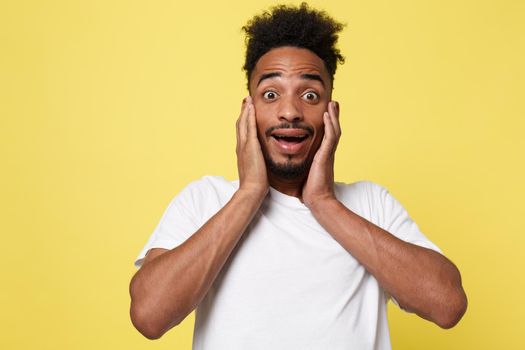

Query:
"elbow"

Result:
[[430, 258, 468, 329], [129, 277, 174, 340], [434, 286, 468, 329], [130, 303, 165, 340], [130, 305, 185, 340], [129, 279, 184, 340], [129, 273, 187, 339]]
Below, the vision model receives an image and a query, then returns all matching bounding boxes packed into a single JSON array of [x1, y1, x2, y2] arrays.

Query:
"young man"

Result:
[[129, 4, 467, 349]]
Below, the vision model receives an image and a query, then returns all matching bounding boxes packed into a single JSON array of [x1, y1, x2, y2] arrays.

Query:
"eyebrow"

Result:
[[257, 72, 281, 87], [256, 72, 326, 87], [301, 73, 325, 87]]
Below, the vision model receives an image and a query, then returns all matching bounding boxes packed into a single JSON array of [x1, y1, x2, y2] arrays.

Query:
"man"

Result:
[[129, 4, 467, 349]]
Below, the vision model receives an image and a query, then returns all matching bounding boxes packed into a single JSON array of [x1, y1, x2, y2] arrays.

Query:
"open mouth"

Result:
[[270, 128, 311, 154], [272, 134, 309, 143]]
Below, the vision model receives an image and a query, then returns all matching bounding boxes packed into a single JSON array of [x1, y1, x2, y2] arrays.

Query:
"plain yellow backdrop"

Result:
[[1, 0, 524, 349]]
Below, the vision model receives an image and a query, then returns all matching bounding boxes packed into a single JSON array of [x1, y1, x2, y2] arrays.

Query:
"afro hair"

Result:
[[242, 2, 345, 88]]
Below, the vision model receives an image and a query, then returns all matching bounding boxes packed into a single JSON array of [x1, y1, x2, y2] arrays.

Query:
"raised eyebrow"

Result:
[[301, 73, 325, 87], [257, 72, 281, 87]]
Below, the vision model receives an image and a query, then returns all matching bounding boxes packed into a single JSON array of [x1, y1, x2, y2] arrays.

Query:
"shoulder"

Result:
[[334, 180, 391, 227], [336, 180, 441, 250], [334, 180, 388, 203], [174, 175, 238, 208], [180, 175, 238, 193], [158, 175, 238, 229]]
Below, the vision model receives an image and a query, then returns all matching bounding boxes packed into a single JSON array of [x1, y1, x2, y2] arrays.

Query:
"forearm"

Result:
[[129, 189, 266, 339], [309, 198, 467, 328]]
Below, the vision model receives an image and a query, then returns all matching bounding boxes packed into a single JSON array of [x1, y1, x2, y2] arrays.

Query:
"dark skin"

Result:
[[129, 46, 467, 339]]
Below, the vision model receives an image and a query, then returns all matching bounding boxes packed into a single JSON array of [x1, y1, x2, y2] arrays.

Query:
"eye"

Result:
[[302, 91, 319, 102], [263, 91, 279, 100]]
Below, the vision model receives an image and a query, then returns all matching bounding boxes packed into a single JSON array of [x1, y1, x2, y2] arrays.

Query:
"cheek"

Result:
[[253, 100, 272, 117], [306, 108, 327, 130], [253, 102, 275, 129]]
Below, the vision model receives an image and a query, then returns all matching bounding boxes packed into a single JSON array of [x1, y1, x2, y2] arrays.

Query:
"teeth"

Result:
[[274, 135, 306, 139]]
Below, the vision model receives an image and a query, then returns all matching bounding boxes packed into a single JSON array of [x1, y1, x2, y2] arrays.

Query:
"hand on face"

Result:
[[235, 95, 341, 206], [236, 96, 269, 198], [301, 100, 341, 208]]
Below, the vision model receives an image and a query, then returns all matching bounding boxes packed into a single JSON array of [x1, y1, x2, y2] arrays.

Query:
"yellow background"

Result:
[[1, 0, 523, 348]]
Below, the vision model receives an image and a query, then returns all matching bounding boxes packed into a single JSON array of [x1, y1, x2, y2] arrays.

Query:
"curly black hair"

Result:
[[242, 2, 345, 89]]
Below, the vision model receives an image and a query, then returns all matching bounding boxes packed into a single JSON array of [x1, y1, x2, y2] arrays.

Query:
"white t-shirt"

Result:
[[135, 176, 442, 350]]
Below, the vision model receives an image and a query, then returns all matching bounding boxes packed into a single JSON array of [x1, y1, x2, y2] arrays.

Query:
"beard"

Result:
[[260, 122, 315, 180], [262, 151, 312, 180]]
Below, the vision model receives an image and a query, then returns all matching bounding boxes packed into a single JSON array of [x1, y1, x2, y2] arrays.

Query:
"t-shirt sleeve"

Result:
[[133, 181, 203, 268], [373, 182, 442, 254]]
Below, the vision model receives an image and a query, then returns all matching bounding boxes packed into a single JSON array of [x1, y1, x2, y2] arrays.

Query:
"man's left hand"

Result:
[[302, 100, 341, 208]]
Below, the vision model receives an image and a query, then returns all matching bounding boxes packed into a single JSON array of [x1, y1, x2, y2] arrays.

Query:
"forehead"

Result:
[[250, 46, 331, 88]]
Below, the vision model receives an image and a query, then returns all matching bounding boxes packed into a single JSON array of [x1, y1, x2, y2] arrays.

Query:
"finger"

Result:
[[324, 111, 336, 144], [237, 96, 250, 143], [323, 102, 340, 156], [319, 111, 337, 157], [236, 101, 242, 143], [242, 96, 254, 135], [240, 96, 248, 113], [329, 101, 342, 138], [236, 98, 250, 155], [246, 100, 257, 140]]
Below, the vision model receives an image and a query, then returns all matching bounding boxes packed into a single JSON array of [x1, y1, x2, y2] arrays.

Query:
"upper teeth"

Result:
[[274, 135, 305, 139]]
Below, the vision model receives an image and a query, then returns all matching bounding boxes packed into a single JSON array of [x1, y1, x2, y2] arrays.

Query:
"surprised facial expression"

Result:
[[249, 46, 332, 180]]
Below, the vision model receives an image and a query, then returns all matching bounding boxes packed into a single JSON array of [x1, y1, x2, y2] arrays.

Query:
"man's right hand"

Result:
[[236, 96, 269, 199]]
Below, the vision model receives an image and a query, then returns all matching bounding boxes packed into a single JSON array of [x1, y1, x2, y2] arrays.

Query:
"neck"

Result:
[[268, 173, 307, 199]]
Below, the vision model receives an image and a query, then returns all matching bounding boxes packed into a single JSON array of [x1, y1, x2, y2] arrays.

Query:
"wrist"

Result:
[[236, 185, 269, 204], [306, 195, 340, 214]]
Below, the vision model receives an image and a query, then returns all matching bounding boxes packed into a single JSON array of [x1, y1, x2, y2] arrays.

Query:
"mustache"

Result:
[[265, 122, 314, 137]]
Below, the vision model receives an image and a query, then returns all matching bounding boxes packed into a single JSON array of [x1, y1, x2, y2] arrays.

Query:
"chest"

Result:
[[212, 204, 366, 308]]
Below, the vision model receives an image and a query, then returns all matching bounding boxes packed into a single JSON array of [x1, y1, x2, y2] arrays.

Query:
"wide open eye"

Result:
[[302, 91, 319, 102], [263, 91, 279, 100]]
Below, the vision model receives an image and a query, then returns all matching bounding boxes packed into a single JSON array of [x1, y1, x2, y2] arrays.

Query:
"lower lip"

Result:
[[270, 137, 309, 155]]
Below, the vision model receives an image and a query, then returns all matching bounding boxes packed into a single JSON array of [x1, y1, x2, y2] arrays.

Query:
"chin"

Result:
[[265, 156, 312, 180]]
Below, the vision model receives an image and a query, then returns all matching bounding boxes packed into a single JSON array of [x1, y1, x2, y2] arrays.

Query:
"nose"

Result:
[[278, 96, 303, 123]]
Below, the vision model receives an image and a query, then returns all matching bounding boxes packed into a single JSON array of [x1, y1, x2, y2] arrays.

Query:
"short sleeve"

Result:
[[372, 182, 442, 254], [134, 180, 203, 268], [133, 176, 236, 268]]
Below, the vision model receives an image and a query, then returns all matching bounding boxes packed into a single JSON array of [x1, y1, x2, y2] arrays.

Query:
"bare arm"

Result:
[[302, 101, 467, 328], [129, 97, 268, 339]]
